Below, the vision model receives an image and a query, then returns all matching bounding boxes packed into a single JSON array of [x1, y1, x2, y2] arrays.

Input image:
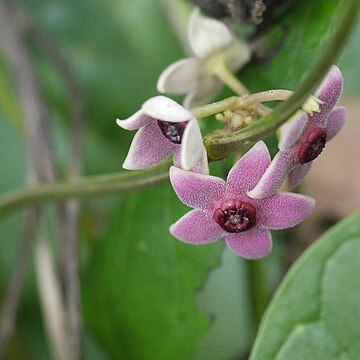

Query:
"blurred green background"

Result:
[[0, 0, 359, 359]]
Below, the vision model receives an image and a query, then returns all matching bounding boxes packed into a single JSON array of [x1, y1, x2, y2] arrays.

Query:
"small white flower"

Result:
[[157, 8, 251, 108]]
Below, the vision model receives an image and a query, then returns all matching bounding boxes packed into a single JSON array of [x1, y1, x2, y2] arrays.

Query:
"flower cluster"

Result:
[[249, 66, 346, 199], [116, 8, 346, 259]]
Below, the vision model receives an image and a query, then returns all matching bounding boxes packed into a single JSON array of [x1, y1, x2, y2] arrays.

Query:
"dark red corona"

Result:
[[213, 200, 257, 233], [157, 120, 187, 144], [298, 127, 327, 164]]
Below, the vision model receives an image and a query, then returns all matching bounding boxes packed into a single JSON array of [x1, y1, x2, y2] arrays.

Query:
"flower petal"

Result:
[[179, 119, 204, 170], [157, 58, 201, 94], [224, 39, 251, 73], [288, 162, 312, 187], [170, 209, 223, 244], [258, 192, 315, 230], [122, 122, 174, 170], [278, 112, 308, 151], [227, 141, 271, 194], [313, 65, 344, 122], [191, 147, 209, 175], [225, 229, 272, 259], [116, 110, 154, 131], [183, 75, 223, 108], [248, 151, 295, 199], [326, 106, 347, 141], [188, 8, 233, 58], [169, 166, 226, 210], [142, 96, 193, 123], [174, 146, 209, 174]]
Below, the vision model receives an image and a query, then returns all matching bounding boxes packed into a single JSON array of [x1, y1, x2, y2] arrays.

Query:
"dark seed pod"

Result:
[[189, 0, 231, 18], [190, 0, 294, 26], [235, 0, 270, 24]]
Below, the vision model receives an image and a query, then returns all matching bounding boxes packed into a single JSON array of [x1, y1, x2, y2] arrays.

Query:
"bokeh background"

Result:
[[0, 0, 359, 359]]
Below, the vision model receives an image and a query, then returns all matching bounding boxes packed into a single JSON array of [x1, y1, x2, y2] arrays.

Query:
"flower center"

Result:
[[157, 120, 187, 144], [298, 128, 327, 164], [213, 200, 257, 233]]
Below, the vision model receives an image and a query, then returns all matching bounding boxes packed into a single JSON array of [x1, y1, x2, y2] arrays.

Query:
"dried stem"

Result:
[[35, 234, 72, 360], [0, 208, 39, 358], [0, 1, 71, 359], [25, 17, 85, 358]]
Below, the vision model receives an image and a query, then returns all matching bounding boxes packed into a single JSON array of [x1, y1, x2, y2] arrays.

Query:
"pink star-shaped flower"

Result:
[[117, 96, 208, 173], [249, 65, 347, 199], [169, 141, 314, 259]]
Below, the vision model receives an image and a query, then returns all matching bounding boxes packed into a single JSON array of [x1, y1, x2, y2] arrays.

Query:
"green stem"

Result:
[[213, 60, 249, 95], [191, 90, 293, 119], [192, 96, 240, 119], [248, 260, 268, 329], [204, 0, 360, 160], [0, 163, 170, 220], [212, 60, 272, 116]]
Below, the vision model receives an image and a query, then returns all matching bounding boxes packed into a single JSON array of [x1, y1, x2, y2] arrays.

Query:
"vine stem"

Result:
[[0, 166, 170, 220], [191, 89, 293, 119], [247, 260, 268, 330]]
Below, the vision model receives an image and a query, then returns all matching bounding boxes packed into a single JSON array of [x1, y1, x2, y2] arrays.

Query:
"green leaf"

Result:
[[83, 183, 223, 360], [242, 1, 343, 90], [250, 211, 360, 360]]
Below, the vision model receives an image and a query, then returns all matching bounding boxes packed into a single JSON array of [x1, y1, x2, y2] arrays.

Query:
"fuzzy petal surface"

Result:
[[225, 229, 272, 259], [326, 106, 347, 141], [157, 58, 201, 94], [122, 123, 174, 170], [173, 146, 209, 174], [191, 147, 209, 175], [116, 110, 154, 131], [248, 151, 295, 199], [142, 96, 193, 123], [288, 163, 312, 187], [169, 166, 226, 210], [259, 192, 315, 230], [180, 119, 204, 170], [183, 75, 223, 108], [170, 209, 223, 244], [278, 113, 308, 151], [188, 8, 232, 58], [227, 141, 271, 194], [313, 65, 343, 123]]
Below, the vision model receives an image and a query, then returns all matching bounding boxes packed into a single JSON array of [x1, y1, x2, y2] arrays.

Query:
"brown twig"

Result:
[[3, 4, 85, 358], [24, 18, 85, 358], [0, 1, 71, 359], [0, 207, 39, 358]]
